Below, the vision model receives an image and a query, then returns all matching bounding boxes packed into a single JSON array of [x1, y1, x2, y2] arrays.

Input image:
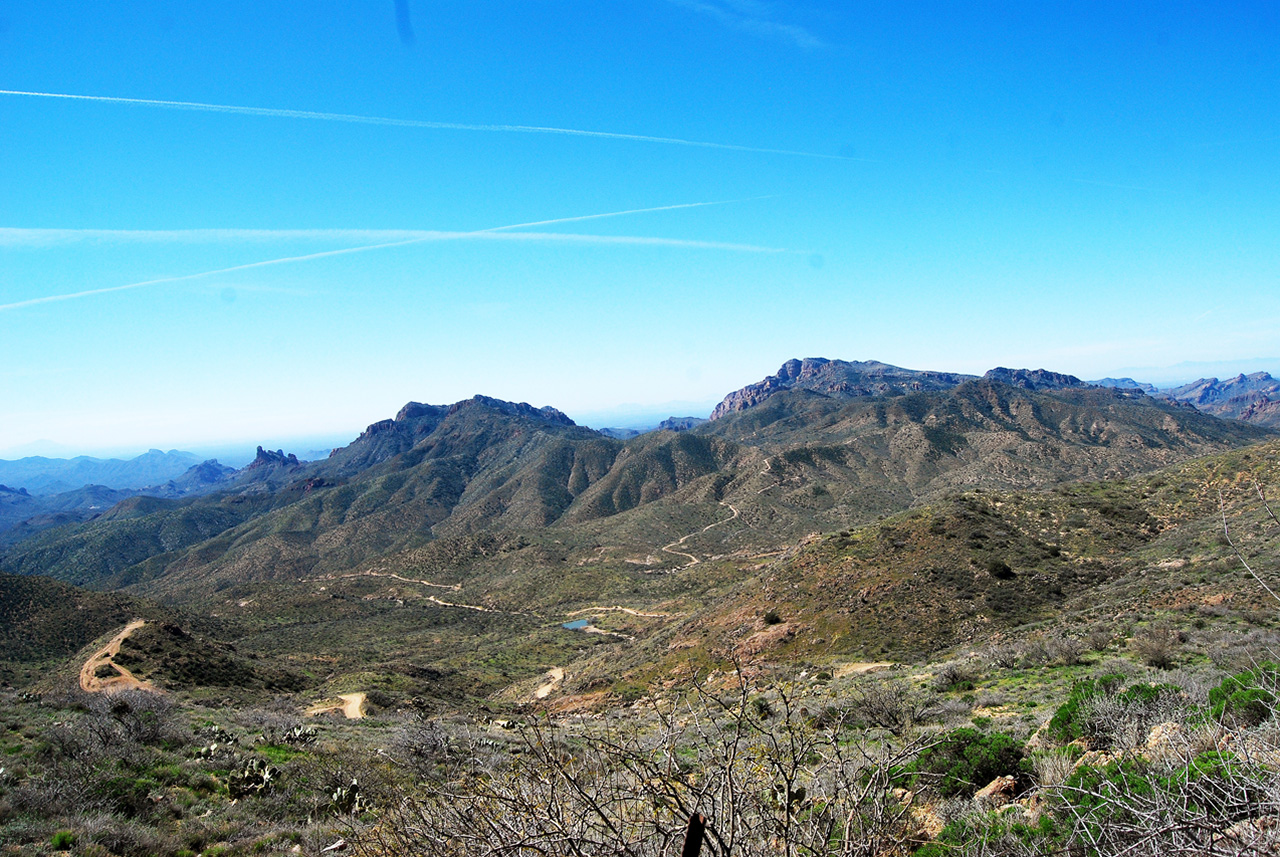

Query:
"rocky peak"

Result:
[[447, 395, 576, 426], [395, 401, 450, 423], [982, 367, 1087, 391], [658, 416, 709, 432], [710, 358, 975, 420], [248, 446, 300, 470]]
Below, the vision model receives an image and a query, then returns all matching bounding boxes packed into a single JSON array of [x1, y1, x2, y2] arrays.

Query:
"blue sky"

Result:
[[2, 1, 1278, 457]]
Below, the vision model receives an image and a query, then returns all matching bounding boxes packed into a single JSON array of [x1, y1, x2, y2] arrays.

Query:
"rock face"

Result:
[[248, 447, 300, 469], [982, 367, 1087, 391], [658, 416, 708, 432], [1092, 377, 1160, 394], [446, 395, 576, 426], [973, 775, 1017, 807], [1162, 372, 1280, 427], [709, 358, 976, 419]]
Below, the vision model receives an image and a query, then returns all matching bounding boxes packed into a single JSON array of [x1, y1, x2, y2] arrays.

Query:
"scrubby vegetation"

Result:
[[1, 412, 1279, 853]]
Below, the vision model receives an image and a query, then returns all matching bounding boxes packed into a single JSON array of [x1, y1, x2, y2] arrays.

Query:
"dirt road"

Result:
[[306, 691, 367, 720], [80, 619, 154, 693], [660, 503, 740, 567], [534, 668, 564, 700]]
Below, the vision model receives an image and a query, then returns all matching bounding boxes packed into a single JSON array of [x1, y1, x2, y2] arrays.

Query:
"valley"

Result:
[[3, 359, 1280, 856]]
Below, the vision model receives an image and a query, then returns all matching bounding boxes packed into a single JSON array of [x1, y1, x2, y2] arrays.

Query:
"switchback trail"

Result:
[[310, 570, 533, 617], [660, 503, 740, 568], [80, 619, 154, 693], [426, 595, 538, 618]]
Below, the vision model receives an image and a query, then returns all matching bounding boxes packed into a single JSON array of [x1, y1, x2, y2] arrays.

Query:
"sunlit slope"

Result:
[[1, 380, 1271, 606]]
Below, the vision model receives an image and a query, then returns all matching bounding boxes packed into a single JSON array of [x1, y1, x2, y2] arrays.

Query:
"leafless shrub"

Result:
[[1032, 748, 1075, 789], [1078, 685, 1189, 753], [387, 714, 459, 782], [974, 690, 1006, 708], [350, 678, 942, 857], [1209, 630, 1280, 672], [1085, 625, 1115, 652], [934, 698, 974, 726], [1044, 635, 1086, 666], [932, 660, 980, 692], [1130, 625, 1183, 670], [983, 643, 1022, 671], [76, 813, 178, 857], [1054, 707, 1280, 856], [90, 689, 184, 747], [235, 706, 304, 744], [849, 677, 936, 735]]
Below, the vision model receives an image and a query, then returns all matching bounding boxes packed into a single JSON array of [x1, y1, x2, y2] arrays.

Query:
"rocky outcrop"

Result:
[[982, 367, 1087, 391], [1091, 377, 1159, 394], [658, 416, 708, 432], [1161, 372, 1280, 427], [447, 395, 576, 426], [710, 358, 974, 419], [248, 447, 300, 469]]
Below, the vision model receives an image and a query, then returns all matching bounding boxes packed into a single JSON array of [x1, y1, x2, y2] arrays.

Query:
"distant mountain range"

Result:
[[3, 356, 1280, 704], [3, 358, 1272, 594], [1091, 371, 1280, 428], [0, 360, 1274, 562], [0, 448, 204, 495]]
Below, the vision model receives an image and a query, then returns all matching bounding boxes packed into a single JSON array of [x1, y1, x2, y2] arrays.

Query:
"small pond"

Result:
[[561, 619, 591, 630]]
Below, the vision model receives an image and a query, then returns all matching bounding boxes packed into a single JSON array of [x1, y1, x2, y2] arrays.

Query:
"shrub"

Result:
[[932, 660, 979, 692], [50, 830, 75, 850], [1048, 676, 1185, 749], [1046, 675, 1126, 743], [850, 678, 935, 736], [907, 728, 1028, 798], [1130, 625, 1183, 670], [1208, 662, 1280, 728], [987, 559, 1015, 580]]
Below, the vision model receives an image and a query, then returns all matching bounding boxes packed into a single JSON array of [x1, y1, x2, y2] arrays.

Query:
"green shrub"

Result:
[[1208, 662, 1280, 727], [907, 728, 1028, 797], [51, 830, 75, 850], [1047, 674, 1125, 743], [1046, 675, 1182, 746], [913, 813, 1061, 857]]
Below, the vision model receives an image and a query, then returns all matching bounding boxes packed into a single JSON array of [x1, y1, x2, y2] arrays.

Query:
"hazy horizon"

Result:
[[3, 352, 1278, 462]]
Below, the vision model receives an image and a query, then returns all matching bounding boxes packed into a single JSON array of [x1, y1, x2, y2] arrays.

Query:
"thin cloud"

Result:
[[0, 201, 788, 312], [0, 89, 859, 161], [0, 199, 774, 247], [665, 0, 824, 49]]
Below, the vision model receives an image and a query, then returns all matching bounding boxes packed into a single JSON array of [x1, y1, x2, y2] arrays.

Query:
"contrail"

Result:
[[0, 201, 784, 312], [0, 89, 868, 161], [0, 199, 768, 246]]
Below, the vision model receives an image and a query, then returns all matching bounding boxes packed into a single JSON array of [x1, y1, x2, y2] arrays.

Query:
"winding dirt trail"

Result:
[[660, 503, 740, 568], [80, 619, 154, 693], [320, 570, 461, 591], [306, 692, 367, 720], [312, 570, 535, 617], [425, 595, 536, 617], [757, 457, 779, 493], [834, 662, 894, 678], [534, 668, 564, 700], [567, 606, 670, 618]]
